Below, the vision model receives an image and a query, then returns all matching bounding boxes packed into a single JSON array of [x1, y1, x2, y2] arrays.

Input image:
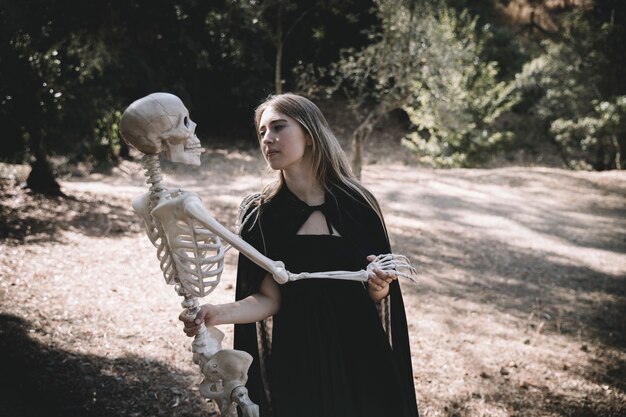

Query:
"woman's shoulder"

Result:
[[331, 182, 380, 213], [329, 182, 390, 252]]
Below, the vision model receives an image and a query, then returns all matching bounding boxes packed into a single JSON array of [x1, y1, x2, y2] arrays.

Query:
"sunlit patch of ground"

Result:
[[365, 166, 626, 416], [1, 156, 625, 416]]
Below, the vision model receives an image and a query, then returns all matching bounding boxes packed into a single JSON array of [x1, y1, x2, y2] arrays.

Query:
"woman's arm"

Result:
[[180, 274, 280, 336]]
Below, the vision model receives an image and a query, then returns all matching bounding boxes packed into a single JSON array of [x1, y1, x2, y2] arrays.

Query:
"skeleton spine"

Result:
[[141, 153, 177, 284], [142, 154, 167, 208]]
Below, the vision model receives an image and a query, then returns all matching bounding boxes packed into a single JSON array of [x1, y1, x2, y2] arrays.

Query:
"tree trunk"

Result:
[[351, 132, 363, 180], [611, 134, 622, 170], [25, 128, 63, 196], [274, 8, 284, 95], [119, 140, 131, 159], [351, 121, 374, 180], [350, 106, 396, 179], [594, 138, 607, 171], [275, 40, 283, 94]]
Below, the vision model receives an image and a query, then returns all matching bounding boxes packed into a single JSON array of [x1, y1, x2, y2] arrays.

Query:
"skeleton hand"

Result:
[[366, 254, 398, 292], [179, 304, 219, 337]]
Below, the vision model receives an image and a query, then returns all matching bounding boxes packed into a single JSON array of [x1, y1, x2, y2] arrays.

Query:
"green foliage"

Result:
[[296, 0, 428, 177], [1, 0, 378, 177], [297, 0, 521, 170], [235, 0, 377, 94], [1, 0, 622, 179], [75, 109, 124, 170], [1, 1, 129, 167], [513, 9, 624, 170], [323, 0, 424, 112], [444, 0, 530, 79], [551, 96, 626, 170], [401, 6, 519, 167]]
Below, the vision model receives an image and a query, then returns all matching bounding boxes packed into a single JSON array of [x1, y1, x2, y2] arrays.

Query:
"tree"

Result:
[[402, 7, 520, 167], [550, 96, 626, 170], [244, 0, 312, 94], [316, 0, 425, 178], [1, 0, 84, 194], [0, 0, 273, 193], [240, 0, 378, 95], [2, 0, 382, 193], [514, 8, 625, 170], [318, 0, 518, 175]]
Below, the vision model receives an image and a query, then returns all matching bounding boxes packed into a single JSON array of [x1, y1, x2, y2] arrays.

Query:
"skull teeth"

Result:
[[185, 147, 204, 154]]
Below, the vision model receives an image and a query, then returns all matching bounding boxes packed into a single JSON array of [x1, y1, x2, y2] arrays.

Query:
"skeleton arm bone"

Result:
[[286, 254, 417, 283], [183, 196, 417, 286], [183, 196, 291, 284]]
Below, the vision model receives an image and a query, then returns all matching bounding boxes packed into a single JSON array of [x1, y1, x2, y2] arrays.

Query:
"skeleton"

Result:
[[120, 92, 258, 417], [119, 92, 416, 417]]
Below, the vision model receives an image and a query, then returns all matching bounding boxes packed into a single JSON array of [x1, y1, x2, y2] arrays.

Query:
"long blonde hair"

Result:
[[253, 93, 385, 224]]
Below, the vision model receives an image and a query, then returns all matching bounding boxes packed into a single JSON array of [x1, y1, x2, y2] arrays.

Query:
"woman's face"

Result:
[[258, 106, 312, 172]]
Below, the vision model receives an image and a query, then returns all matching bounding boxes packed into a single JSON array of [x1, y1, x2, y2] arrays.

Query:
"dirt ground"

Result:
[[1, 149, 625, 417]]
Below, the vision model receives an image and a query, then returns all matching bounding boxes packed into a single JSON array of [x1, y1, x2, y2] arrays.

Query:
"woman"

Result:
[[181, 93, 419, 417]]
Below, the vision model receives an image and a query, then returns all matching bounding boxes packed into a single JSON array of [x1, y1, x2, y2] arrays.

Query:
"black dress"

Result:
[[234, 184, 419, 417]]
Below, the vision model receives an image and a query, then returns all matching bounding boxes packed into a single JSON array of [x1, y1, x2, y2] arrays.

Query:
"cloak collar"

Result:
[[258, 183, 389, 264]]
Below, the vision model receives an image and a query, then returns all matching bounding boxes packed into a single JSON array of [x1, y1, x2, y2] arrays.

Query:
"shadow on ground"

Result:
[[439, 387, 626, 417], [0, 186, 144, 244], [0, 314, 212, 417]]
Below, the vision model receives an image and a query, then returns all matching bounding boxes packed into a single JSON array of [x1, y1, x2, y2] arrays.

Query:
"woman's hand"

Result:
[[178, 304, 219, 337], [366, 254, 397, 300], [178, 275, 281, 335]]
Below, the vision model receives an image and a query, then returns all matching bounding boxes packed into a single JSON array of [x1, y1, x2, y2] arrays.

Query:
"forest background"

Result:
[[1, 1, 625, 417], [1, 0, 625, 192]]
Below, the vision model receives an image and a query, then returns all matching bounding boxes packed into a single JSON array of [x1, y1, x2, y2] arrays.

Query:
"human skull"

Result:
[[119, 92, 203, 165]]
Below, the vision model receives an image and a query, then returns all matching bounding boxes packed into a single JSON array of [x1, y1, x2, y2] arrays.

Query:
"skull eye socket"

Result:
[[184, 116, 189, 128]]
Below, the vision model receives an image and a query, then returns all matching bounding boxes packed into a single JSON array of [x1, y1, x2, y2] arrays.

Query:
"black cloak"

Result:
[[233, 183, 418, 417]]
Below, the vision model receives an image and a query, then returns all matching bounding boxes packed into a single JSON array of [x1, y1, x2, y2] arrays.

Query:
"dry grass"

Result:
[[1, 149, 625, 417]]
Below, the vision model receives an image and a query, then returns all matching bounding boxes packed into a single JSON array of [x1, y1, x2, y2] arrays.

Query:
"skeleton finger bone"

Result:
[[366, 254, 418, 283]]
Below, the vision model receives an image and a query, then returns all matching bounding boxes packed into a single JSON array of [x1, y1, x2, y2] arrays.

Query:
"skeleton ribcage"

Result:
[[146, 193, 225, 298], [169, 219, 225, 297]]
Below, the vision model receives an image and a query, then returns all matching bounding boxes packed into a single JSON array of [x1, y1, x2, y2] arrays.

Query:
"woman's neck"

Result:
[[282, 169, 324, 206]]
